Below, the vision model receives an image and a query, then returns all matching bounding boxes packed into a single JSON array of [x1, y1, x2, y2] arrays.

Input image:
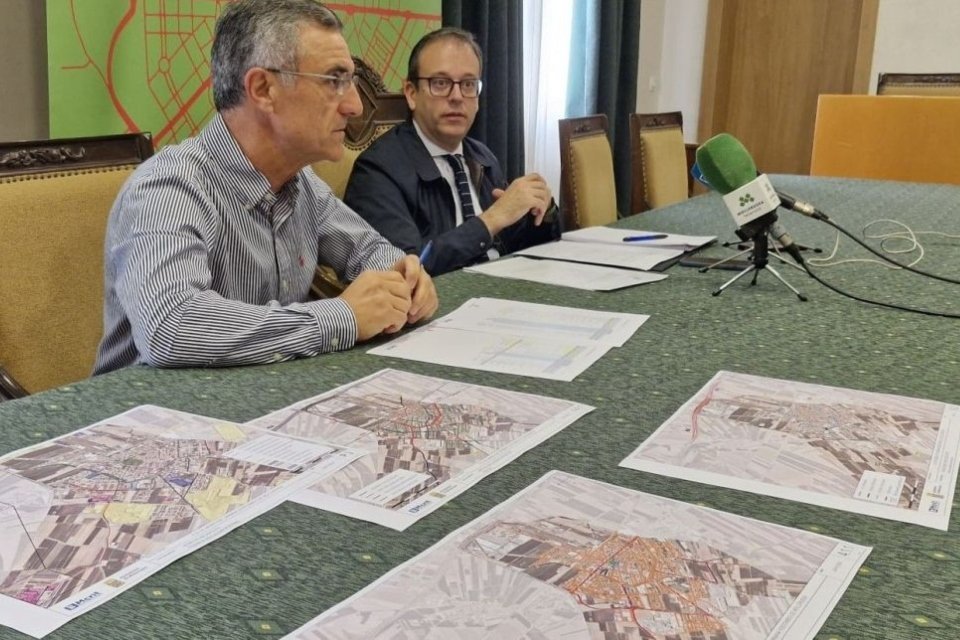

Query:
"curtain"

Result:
[[443, 0, 526, 179], [565, 0, 641, 216], [522, 0, 574, 195]]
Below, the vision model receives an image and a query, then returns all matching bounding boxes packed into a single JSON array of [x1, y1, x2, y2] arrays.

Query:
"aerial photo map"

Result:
[[620, 370, 960, 530], [0, 405, 358, 637], [247, 369, 592, 530], [284, 471, 870, 640]]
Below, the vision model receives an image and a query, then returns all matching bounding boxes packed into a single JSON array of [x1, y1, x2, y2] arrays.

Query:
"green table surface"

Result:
[[2, 175, 959, 639]]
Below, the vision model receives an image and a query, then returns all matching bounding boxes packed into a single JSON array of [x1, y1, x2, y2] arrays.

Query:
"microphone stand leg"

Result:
[[698, 247, 754, 273], [712, 264, 757, 296], [765, 264, 808, 301]]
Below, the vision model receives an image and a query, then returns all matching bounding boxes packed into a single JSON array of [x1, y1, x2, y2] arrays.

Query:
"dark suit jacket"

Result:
[[343, 120, 561, 275]]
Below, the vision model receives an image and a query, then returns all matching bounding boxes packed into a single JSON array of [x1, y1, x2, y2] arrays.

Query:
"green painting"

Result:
[[47, 0, 440, 147]]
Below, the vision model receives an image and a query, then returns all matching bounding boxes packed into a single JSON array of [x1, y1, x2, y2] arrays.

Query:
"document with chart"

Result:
[[432, 297, 649, 347], [620, 371, 960, 530], [465, 256, 668, 290], [0, 406, 361, 638], [283, 471, 870, 640], [369, 297, 648, 381], [246, 369, 593, 530]]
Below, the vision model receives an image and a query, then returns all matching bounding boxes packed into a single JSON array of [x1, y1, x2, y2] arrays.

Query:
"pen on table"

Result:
[[622, 233, 668, 242], [419, 240, 434, 265]]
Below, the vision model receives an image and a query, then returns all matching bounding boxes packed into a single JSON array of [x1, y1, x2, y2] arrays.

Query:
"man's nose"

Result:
[[340, 82, 363, 117]]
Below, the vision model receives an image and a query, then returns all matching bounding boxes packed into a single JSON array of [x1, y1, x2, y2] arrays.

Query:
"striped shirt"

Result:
[[94, 114, 404, 375]]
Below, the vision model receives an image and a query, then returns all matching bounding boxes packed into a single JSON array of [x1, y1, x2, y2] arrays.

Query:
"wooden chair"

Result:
[[311, 57, 408, 198], [877, 73, 960, 97], [310, 57, 408, 298], [558, 114, 618, 230], [0, 132, 153, 398], [629, 111, 697, 213], [810, 95, 960, 185]]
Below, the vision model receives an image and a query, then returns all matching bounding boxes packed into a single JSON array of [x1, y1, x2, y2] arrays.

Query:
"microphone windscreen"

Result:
[[695, 133, 757, 194]]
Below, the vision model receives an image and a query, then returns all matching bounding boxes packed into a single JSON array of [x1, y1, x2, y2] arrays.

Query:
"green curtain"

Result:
[[442, 0, 525, 179], [566, 0, 641, 217]]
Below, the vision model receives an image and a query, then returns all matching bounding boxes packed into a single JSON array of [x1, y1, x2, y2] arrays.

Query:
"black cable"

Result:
[[797, 258, 960, 319], [822, 217, 960, 286]]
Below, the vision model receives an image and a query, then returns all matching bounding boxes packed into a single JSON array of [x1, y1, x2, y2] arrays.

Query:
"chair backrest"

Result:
[[810, 95, 960, 185], [311, 57, 408, 198], [630, 111, 691, 213], [558, 114, 618, 230], [0, 132, 153, 397], [877, 73, 960, 97]]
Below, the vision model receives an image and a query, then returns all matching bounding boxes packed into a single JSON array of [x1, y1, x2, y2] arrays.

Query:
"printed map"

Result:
[[0, 405, 357, 637], [285, 471, 870, 640], [621, 371, 960, 529], [248, 369, 592, 530]]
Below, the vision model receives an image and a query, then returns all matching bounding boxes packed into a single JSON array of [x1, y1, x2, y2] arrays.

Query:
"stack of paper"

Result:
[[562, 226, 716, 250], [465, 256, 668, 291], [369, 297, 650, 381]]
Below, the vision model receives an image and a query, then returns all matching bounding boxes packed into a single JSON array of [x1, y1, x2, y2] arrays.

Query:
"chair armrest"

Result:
[[0, 363, 28, 401]]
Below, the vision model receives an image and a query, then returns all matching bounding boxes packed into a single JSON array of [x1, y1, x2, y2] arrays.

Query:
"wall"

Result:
[[869, 0, 960, 94], [636, 0, 708, 144], [0, 0, 47, 140]]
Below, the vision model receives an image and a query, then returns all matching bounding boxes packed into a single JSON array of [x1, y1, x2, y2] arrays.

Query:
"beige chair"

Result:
[[310, 58, 408, 298], [311, 57, 408, 198], [629, 111, 697, 213], [810, 95, 960, 185], [558, 114, 618, 230], [877, 73, 960, 97], [0, 132, 153, 398]]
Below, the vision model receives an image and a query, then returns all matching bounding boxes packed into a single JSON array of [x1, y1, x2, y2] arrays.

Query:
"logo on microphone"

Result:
[[738, 194, 755, 207]]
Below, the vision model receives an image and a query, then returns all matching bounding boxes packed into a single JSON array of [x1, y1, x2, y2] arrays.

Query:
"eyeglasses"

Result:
[[414, 77, 483, 98], [264, 68, 359, 96]]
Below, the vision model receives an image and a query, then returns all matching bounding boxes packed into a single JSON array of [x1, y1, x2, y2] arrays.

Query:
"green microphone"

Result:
[[695, 133, 759, 194]]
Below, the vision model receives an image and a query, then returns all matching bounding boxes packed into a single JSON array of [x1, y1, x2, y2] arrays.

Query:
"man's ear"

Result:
[[403, 79, 418, 112], [245, 67, 278, 112]]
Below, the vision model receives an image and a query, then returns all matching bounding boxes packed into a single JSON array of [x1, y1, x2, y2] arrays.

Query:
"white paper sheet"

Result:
[[368, 324, 610, 381], [247, 369, 593, 530], [620, 370, 960, 530], [563, 225, 716, 250], [516, 239, 684, 271], [283, 471, 871, 640], [432, 297, 649, 347], [0, 406, 362, 638], [465, 256, 668, 290]]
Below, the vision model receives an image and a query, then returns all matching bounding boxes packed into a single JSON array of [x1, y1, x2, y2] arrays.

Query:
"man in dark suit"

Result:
[[343, 27, 561, 276]]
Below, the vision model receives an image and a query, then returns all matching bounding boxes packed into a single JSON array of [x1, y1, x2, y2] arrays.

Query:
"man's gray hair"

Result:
[[212, 0, 342, 111]]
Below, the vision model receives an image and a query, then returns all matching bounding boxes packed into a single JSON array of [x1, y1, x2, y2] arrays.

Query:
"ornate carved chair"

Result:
[[558, 114, 618, 230], [311, 57, 409, 298], [877, 73, 960, 97], [0, 132, 153, 399], [629, 111, 697, 213]]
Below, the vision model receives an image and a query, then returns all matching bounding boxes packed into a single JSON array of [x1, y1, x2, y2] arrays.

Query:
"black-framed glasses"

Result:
[[264, 68, 359, 96], [414, 76, 483, 98]]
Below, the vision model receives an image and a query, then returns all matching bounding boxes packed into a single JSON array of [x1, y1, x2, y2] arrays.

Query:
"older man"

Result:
[[343, 28, 561, 276], [94, 0, 437, 374]]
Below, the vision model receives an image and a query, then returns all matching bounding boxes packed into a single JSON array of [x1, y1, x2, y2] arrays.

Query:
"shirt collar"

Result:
[[199, 113, 302, 211], [413, 119, 464, 158]]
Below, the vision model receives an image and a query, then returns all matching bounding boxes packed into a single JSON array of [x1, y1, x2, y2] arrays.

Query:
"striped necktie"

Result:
[[443, 154, 476, 219]]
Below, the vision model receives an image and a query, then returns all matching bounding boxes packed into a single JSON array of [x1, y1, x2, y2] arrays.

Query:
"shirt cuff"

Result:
[[306, 297, 359, 352]]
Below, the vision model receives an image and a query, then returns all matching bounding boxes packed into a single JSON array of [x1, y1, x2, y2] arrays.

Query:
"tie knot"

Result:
[[444, 154, 465, 173]]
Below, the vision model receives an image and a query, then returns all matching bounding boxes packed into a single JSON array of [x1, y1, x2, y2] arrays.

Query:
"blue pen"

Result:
[[419, 240, 434, 264], [622, 234, 668, 242]]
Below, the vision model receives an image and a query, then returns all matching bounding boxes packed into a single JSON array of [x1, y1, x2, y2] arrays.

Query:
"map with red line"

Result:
[[285, 472, 870, 640], [246, 369, 592, 530], [47, 0, 439, 146]]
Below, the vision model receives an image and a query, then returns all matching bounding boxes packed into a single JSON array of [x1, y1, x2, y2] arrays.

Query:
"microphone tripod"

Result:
[[710, 225, 808, 301]]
